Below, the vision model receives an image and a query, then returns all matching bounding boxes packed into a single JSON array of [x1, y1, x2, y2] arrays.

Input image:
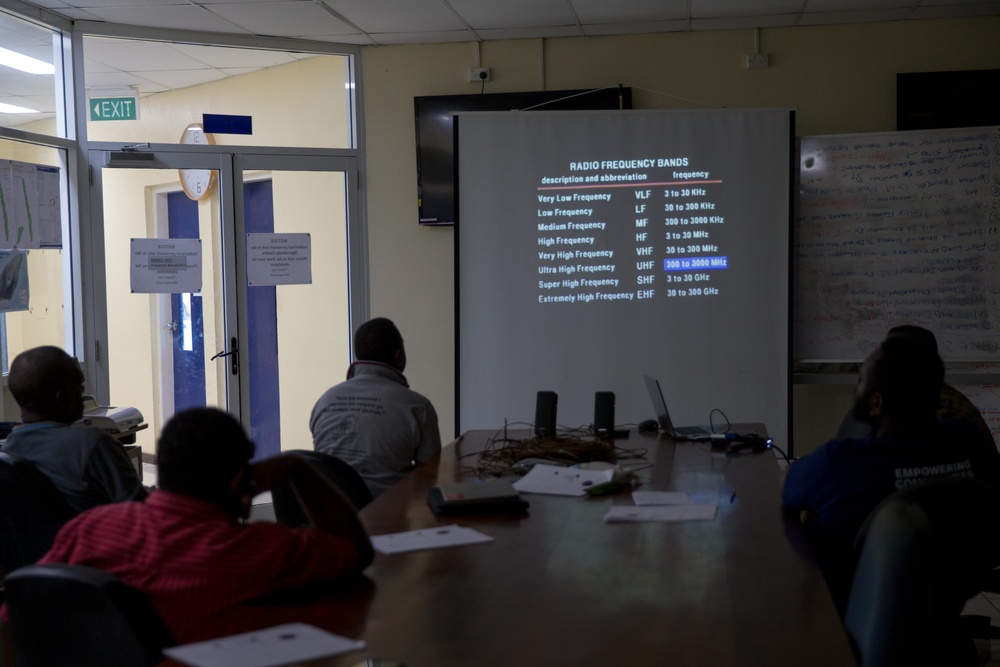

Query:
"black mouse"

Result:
[[637, 419, 659, 432]]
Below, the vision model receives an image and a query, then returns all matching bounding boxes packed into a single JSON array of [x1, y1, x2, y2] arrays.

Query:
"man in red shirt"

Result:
[[34, 407, 374, 644]]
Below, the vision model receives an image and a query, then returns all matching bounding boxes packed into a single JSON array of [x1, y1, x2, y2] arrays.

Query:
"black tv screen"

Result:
[[414, 87, 632, 226], [897, 69, 1000, 131]]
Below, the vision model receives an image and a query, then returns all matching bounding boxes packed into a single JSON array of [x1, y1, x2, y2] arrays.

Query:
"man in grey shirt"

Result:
[[310, 318, 441, 497], [2, 346, 145, 514]]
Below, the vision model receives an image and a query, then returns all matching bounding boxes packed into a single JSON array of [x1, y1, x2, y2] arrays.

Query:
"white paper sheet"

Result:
[[130, 238, 202, 293], [371, 524, 494, 555], [631, 491, 692, 506], [162, 623, 364, 667], [604, 504, 718, 523], [512, 463, 614, 496], [246, 233, 312, 286]]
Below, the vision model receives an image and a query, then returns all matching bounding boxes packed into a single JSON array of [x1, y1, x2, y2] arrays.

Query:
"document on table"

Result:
[[163, 623, 364, 667], [631, 491, 692, 506], [604, 504, 718, 523], [372, 524, 494, 555], [512, 463, 614, 496]]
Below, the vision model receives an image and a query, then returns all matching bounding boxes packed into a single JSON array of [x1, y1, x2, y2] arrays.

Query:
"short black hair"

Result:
[[157, 407, 255, 506], [8, 346, 80, 415], [887, 324, 938, 354], [354, 317, 403, 365], [869, 335, 944, 420]]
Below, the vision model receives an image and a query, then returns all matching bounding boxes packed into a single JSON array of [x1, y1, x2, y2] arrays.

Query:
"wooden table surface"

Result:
[[300, 427, 858, 667]]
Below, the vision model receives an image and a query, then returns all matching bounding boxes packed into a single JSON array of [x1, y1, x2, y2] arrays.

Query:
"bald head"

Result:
[[8, 346, 85, 424]]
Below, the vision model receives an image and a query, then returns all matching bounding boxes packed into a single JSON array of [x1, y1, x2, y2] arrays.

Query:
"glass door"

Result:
[[87, 146, 361, 459], [88, 148, 235, 455], [234, 154, 361, 458]]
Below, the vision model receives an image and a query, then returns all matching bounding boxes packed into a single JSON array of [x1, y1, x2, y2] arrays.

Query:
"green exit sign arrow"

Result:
[[90, 97, 138, 121]]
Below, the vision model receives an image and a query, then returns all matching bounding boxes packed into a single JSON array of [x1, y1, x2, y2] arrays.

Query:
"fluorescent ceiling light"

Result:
[[0, 102, 39, 114], [0, 46, 55, 75]]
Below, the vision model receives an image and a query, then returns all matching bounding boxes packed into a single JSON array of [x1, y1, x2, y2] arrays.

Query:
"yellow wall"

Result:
[[360, 18, 1000, 449]]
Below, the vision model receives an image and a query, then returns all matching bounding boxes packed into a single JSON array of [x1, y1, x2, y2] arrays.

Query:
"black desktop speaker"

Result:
[[594, 391, 615, 436], [534, 391, 558, 437]]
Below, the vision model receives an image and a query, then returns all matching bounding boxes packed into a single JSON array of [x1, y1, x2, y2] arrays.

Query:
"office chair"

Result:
[[272, 450, 373, 527], [3, 563, 174, 667], [843, 477, 999, 667], [0, 451, 76, 578]]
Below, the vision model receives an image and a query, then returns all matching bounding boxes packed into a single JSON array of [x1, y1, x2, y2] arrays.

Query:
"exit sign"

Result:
[[90, 97, 138, 121]]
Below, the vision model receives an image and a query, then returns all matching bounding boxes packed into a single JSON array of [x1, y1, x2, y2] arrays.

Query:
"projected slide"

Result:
[[456, 109, 792, 449], [535, 158, 727, 305]]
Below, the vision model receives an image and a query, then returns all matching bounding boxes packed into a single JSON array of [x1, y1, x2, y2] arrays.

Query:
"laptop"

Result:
[[642, 374, 711, 439]]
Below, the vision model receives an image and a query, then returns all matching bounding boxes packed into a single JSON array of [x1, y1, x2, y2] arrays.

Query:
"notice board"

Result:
[[794, 126, 1000, 361]]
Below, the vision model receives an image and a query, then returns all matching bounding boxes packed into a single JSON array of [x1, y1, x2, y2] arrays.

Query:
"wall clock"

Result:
[[178, 123, 217, 201]]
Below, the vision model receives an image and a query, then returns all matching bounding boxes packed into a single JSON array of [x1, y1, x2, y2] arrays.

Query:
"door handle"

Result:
[[210, 337, 240, 375]]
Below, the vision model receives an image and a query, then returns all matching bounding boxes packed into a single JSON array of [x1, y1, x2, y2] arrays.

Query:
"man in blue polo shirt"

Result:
[[2, 346, 144, 513], [783, 334, 1000, 611]]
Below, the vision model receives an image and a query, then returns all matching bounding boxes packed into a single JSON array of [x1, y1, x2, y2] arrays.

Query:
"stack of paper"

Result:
[[372, 524, 494, 555], [163, 623, 364, 667]]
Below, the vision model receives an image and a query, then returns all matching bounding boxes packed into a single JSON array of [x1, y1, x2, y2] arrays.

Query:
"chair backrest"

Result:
[[844, 477, 999, 667], [4, 563, 173, 667], [272, 450, 373, 527], [0, 450, 76, 577]]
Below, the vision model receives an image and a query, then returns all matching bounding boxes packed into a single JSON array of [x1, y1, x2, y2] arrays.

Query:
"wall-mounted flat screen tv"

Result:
[[897, 69, 1000, 131], [414, 87, 632, 226]]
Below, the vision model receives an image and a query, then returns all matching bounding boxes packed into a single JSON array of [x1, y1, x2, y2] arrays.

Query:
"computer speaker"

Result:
[[534, 391, 558, 437], [594, 391, 615, 436]]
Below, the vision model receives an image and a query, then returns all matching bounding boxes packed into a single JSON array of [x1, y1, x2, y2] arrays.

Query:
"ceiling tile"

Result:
[[21, 0, 75, 8], [911, 4, 1000, 18], [137, 67, 229, 89], [58, 0, 188, 7], [325, 0, 466, 33], [169, 43, 296, 68], [207, 2, 356, 36], [81, 4, 250, 33], [691, 0, 804, 18], [805, 0, 914, 9], [449, 0, 576, 29], [477, 25, 583, 40], [573, 0, 687, 24], [84, 37, 220, 71], [292, 33, 375, 45], [368, 29, 479, 44], [53, 7, 105, 19], [13, 94, 56, 112], [583, 19, 689, 35], [82, 70, 168, 93], [0, 70, 54, 96], [691, 14, 800, 29], [798, 8, 912, 24]]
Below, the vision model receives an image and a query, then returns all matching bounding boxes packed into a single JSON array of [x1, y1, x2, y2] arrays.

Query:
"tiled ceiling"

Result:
[[2, 0, 1000, 128], [24, 0, 1000, 43]]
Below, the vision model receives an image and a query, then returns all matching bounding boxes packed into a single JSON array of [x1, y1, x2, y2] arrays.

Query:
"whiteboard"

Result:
[[794, 127, 1000, 361], [957, 383, 1000, 448]]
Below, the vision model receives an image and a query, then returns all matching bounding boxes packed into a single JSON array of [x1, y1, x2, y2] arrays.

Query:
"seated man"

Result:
[[34, 407, 374, 644], [2, 346, 144, 514], [835, 325, 993, 443], [783, 335, 1000, 612], [310, 317, 441, 497]]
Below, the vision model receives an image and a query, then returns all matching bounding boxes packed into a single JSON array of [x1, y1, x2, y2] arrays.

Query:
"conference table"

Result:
[[303, 427, 857, 667]]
